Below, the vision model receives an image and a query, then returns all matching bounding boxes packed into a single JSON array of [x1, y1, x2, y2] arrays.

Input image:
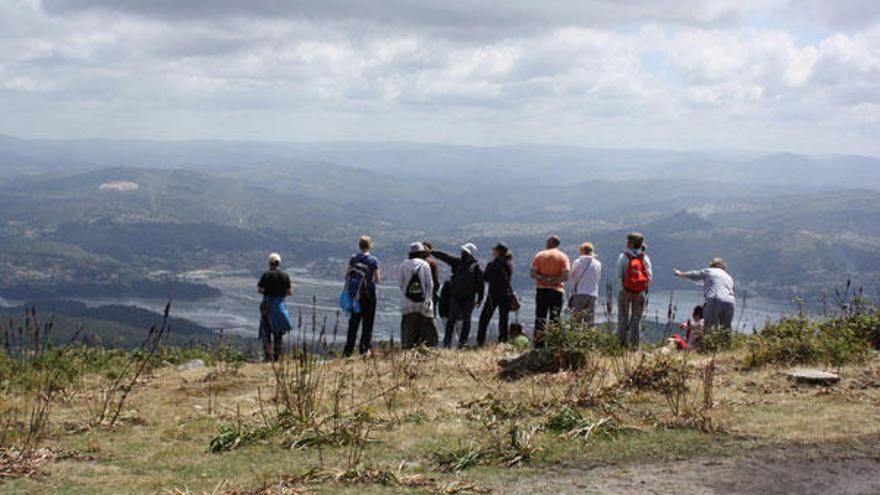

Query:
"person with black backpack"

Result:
[[342, 236, 381, 357], [431, 243, 484, 349], [617, 232, 652, 350], [398, 242, 437, 349]]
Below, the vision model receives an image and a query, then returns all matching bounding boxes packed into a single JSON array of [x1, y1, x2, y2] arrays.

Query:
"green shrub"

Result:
[[209, 422, 273, 453], [624, 353, 690, 394], [544, 405, 584, 433], [745, 312, 873, 368], [825, 308, 880, 350], [430, 442, 485, 472], [542, 318, 620, 355]]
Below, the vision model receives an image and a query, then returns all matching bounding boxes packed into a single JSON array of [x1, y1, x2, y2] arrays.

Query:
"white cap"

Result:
[[461, 243, 478, 257], [409, 242, 426, 254], [268, 252, 282, 265]]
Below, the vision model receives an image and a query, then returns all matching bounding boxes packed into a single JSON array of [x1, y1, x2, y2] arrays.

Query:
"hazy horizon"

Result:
[[1, 133, 877, 161]]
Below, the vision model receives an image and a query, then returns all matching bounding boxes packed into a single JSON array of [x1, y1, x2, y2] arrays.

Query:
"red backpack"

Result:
[[624, 252, 650, 293]]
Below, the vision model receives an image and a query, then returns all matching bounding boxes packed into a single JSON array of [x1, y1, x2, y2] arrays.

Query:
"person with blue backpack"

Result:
[[341, 236, 381, 357]]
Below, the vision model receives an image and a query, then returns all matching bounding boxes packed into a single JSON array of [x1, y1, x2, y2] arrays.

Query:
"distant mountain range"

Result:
[[0, 135, 878, 307], [3, 134, 879, 189]]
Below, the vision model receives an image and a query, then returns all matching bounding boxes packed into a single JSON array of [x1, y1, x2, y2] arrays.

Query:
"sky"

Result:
[[1, 0, 879, 155]]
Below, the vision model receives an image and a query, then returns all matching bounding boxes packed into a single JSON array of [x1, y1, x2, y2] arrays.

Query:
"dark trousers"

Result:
[[444, 297, 475, 348], [534, 288, 563, 348], [401, 313, 439, 350], [344, 290, 376, 356], [261, 332, 283, 362], [704, 299, 735, 347], [703, 299, 735, 330], [477, 295, 510, 345]]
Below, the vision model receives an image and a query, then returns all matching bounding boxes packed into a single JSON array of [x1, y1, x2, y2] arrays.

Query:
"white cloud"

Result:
[[0, 1, 877, 155]]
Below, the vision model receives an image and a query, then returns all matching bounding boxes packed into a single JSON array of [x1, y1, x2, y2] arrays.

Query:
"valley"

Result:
[[0, 137, 878, 347]]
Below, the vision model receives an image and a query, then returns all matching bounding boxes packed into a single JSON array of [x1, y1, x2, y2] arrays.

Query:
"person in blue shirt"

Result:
[[343, 236, 381, 357]]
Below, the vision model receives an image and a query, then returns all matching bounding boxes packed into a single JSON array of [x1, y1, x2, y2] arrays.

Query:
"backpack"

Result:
[[405, 267, 426, 302], [346, 261, 371, 301], [342, 260, 371, 314], [623, 252, 650, 293]]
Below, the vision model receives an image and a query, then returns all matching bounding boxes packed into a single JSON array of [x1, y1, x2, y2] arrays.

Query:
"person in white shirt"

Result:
[[568, 242, 602, 327], [674, 257, 735, 343], [398, 242, 438, 349]]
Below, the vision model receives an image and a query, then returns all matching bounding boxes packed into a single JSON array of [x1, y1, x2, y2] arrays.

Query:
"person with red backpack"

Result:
[[617, 232, 652, 350]]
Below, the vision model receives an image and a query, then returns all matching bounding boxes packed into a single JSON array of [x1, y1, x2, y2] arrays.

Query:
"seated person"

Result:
[[682, 305, 705, 351]]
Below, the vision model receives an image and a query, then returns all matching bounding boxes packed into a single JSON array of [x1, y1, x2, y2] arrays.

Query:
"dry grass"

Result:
[[1, 345, 879, 494]]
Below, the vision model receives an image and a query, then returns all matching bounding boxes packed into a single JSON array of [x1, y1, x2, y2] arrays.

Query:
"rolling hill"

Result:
[[0, 138, 878, 306]]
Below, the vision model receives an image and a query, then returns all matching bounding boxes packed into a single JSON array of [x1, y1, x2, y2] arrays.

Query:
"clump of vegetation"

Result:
[[0, 308, 83, 449], [745, 309, 876, 368], [286, 410, 376, 451], [542, 318, 620, 356], [208, 421, 275, 454], [545, 405, 639, 442], [431, 441, 486, 473], [85, 303, 172, 429], [459, 393, 529, 427], [173, 464, 490, 495], [431, 422, 542, 472], [623, 353, 689, 393]]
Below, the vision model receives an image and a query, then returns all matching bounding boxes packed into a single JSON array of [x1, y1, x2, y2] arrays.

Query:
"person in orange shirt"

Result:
[[530, 235, 571, 348]]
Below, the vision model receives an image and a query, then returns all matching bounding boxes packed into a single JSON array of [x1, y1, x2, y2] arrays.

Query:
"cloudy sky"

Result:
[[1, 0, 878, 154]]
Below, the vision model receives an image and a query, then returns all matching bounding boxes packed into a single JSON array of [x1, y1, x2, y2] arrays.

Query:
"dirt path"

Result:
[[501, 442, 880, 495]]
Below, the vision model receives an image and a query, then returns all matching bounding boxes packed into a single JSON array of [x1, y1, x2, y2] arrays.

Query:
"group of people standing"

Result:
[[255, 232, 737, 361]]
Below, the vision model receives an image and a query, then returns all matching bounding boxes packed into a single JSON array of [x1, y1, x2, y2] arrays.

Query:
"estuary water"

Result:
[[75, 268, 796, 343]]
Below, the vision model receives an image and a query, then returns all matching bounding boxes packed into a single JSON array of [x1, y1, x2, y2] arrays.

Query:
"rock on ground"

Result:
[[785, 368, 841, 386], [175, 359, 206, 372]]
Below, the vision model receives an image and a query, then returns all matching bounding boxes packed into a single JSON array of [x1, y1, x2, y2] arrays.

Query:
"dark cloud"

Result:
[[788, 0, 880, 29], [42, 0, 753, 36]]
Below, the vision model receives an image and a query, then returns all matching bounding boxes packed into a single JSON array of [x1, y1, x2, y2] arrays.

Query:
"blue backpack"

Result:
[[340, 261, 370, 314]]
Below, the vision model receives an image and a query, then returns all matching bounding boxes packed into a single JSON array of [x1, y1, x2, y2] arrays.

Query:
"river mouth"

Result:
[[68, 268, 793, 342]]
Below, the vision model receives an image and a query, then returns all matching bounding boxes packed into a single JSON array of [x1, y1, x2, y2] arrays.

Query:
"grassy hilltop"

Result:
[[1, 305, 879, 494]]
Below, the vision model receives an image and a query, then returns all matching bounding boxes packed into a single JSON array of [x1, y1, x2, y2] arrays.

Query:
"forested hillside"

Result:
[[1, 138, 878, 306]]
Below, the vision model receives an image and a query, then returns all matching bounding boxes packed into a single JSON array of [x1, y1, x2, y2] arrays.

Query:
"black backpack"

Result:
[[346, 261, 371, 304], [405, 267, 426, 302]]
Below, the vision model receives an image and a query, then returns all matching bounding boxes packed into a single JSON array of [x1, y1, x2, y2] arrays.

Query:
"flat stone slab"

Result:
[[175, 359, 206, 372], [785, 368, 840, 386]]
